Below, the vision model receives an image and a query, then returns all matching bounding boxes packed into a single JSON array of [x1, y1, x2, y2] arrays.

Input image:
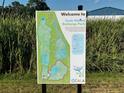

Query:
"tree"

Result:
[[27, 0, 50, 16], [35, 1, 50, 10], [28, 0, 49, 10], [12, 1, 21, 7], [28, 0, 45, 4], [28, 0, 39, 4], [10, 1, 25, 16]]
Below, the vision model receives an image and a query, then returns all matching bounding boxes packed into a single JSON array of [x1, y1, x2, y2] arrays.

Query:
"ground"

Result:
[[0, 72, 123, 93]]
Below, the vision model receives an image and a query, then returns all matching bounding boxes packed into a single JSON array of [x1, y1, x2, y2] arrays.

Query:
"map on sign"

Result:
[[72, 34, 84, 55], [36, 11, 86, 84]]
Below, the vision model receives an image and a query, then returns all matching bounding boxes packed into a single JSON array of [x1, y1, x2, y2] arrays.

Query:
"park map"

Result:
[[36, 12, 70, 84]]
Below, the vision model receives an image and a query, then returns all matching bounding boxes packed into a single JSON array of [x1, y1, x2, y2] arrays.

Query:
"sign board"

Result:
[[36, 11, 86, 84]]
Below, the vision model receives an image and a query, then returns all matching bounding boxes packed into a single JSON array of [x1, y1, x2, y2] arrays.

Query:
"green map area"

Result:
[[36, 12, 70, 84]]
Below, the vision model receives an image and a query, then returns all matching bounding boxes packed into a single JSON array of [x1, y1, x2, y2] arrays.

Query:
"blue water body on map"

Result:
[[38, 16, 52, 79], [55, 39, 67, 60], [38, 18, 68, 80], [41, 16, 46, 24], [50, 65, 59, 75], [39, 16, 51, 65], [49, 61, 67, 80], [52, 20, 67, 60], [41, 52, 49, 65], [72, 34, 84, 55]]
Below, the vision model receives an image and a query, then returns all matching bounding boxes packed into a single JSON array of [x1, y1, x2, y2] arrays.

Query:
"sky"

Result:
[[0, 0, 124, 11]]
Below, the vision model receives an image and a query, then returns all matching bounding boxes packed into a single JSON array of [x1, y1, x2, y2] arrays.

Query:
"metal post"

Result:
[[77, 84, 82, 93], [77, 5, 83, 93], [42, 84, 46, 93], [78, 5, 83, 10]]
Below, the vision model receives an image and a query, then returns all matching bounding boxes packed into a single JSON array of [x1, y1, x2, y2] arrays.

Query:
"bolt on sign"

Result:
[[36, 11, 86, 84]]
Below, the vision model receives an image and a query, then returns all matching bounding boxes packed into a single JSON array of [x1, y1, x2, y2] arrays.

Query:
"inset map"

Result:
[[72, 34, 84, 55]]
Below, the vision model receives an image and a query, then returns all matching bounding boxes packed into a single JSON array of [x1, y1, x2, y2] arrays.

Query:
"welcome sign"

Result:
[[36, 11, 86, 84]]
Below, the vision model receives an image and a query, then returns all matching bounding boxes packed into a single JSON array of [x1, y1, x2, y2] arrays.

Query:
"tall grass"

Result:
[[87, 19, 124, 72], [0, 16, 124, 79], [0, 16, 36, 77]]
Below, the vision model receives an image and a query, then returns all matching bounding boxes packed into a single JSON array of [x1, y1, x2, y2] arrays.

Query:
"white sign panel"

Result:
[[36, 11, 86, 84]]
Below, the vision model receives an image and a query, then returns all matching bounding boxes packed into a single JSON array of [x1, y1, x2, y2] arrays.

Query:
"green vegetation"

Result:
[[0, 16, 36, 78], [0, 73, 123, 93], [0, 16, 124, 79], [0, 1, 124, 92], [87, 19, 124, 72]]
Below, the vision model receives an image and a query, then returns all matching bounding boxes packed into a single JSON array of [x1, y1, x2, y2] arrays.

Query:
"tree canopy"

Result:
[[0, 0, 50, 17]]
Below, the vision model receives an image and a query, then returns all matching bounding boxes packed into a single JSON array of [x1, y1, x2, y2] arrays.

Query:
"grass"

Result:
[[0, 16, 124, 93], [84, 72, 124, 93], [0, 17, 124, 76], [0, 72, 123, 93], [86, 19, 124, 72]]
